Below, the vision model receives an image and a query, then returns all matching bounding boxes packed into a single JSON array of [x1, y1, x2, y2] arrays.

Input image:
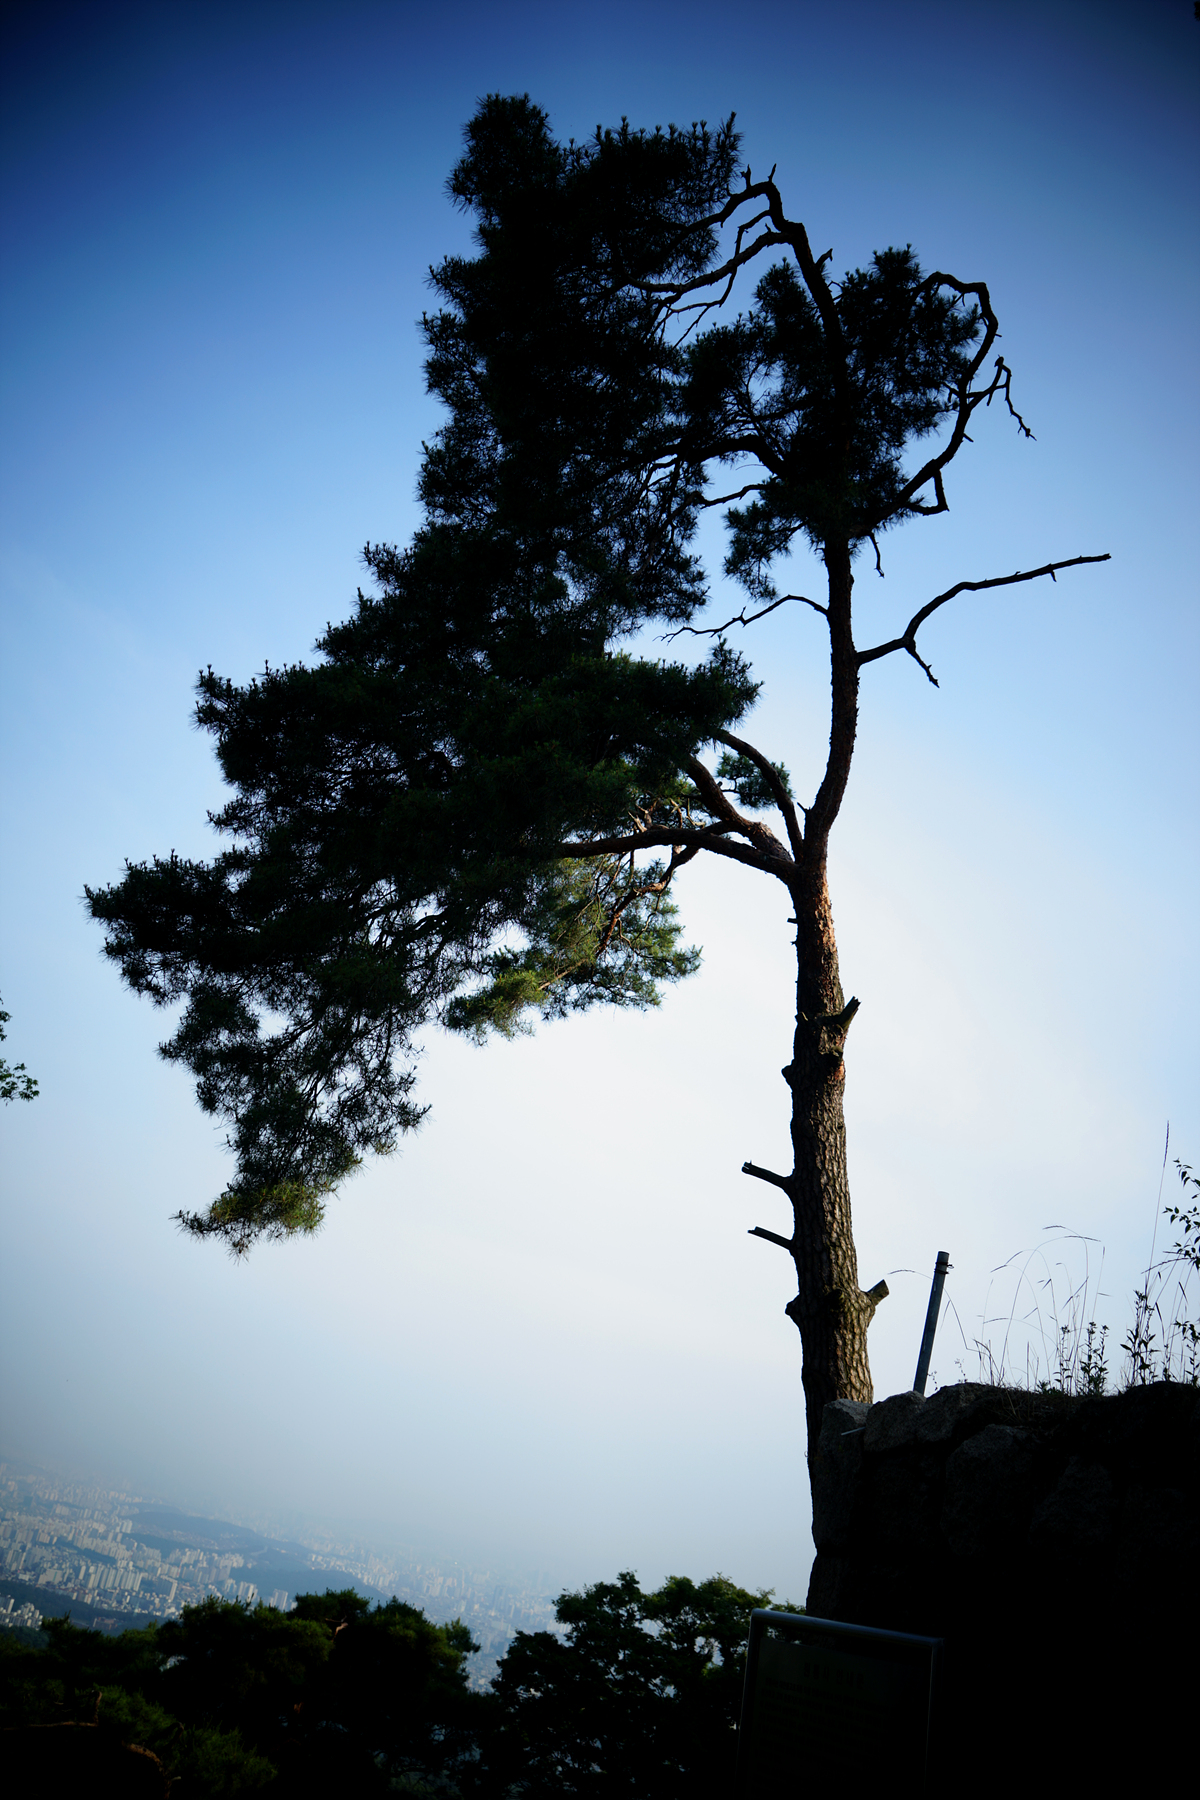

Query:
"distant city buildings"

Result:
[[0, 1460, 559, 1685], [0, 1594, 42, 1630]]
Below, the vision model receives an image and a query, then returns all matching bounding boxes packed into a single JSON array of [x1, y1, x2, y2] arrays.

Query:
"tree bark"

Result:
[[784, 861, 878, 1458], [783, 542, 880, 1457]]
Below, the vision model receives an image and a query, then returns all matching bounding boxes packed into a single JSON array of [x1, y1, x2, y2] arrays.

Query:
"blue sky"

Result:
[[2, 0, 1197, 1600]]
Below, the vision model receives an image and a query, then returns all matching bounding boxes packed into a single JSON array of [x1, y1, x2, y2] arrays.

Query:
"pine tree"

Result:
[[87, 95, 1107, 1454]]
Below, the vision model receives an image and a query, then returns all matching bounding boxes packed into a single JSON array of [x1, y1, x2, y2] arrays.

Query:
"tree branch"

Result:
[[749, 1225, 794, 1251], [904, 466, 948, 518], [879, 275, 1005, 526], [697, 482, 767, 509], [643, 239, 1025, 551], [640, 171, 845, 361], [640, 225, 787, 304], [684, 755, 795, 871], [664, 591, 826, 641], [856, 554, 1112, 686], [982, 353, 1033, 438], [742, 1161, 792, 1192], [643, 165, 779, 276], [553, 822, 788, 881], [714, 729, 805, 863], [684, 754, 746, 826]]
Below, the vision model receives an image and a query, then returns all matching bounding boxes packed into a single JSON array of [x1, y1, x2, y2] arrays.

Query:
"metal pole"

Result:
[[913, 1251, 950, 1395]]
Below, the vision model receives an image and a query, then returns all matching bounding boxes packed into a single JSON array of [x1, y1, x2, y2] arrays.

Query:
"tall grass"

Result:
[[943, 1152, 1199, 1395], [1121, 1158, 1200, 1387]]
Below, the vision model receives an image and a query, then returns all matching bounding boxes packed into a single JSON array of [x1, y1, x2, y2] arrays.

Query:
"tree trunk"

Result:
[[784, 860, 878, 1458], [782, 540, 880, 1458]]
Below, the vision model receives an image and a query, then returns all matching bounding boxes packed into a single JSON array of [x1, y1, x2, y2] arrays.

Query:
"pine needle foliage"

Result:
[[86, 89, 1099, 1319]]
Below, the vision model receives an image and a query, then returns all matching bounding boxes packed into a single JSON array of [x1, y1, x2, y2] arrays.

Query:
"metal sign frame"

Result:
[[735, 1609, 942, 1794]]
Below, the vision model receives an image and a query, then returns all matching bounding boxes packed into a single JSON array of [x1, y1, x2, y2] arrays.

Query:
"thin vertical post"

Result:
[[913, 1251, 950, 1395]]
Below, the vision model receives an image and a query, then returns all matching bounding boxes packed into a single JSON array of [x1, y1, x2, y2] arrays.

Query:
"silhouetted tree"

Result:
[[86, 95, 1108, 1456], [475, 1570, 788, 1797], [0, 1592, 480, 1795]]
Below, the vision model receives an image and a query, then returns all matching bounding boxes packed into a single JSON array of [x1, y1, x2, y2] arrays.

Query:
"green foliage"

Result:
[[156, 1594, 333, 1731], [0, 994, 38, 1104], [98, 1684, 278, 1794], [40, 1613, 165, 1710], [172, 1720, 278, 1795], [443, 855, 701, 1041], [0, 1614, 272, 1793], [1, 1573, 803, 1796], [1163, 1160, 1200, 1275], [87, 568, 749, 1248], [0, 1630, 54, 1721], [0, 1591, 481, 1796], [689, 246, 981, 577], [714, 749, 793, 813], [155, 1590, 480, 1792], [287, 1587, 480, 1764], [478, 1569, 798, 1797], [86, 93, 1005, 1252], [1045, 1319, 1109, 1398], [0, 1622, 46, 1649]]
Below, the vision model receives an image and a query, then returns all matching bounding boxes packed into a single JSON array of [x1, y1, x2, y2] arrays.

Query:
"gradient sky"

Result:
[[2, 0, 1197, 1603]]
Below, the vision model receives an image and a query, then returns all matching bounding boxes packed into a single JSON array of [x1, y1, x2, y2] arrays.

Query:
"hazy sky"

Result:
[[2, 0, 1197, 1604]]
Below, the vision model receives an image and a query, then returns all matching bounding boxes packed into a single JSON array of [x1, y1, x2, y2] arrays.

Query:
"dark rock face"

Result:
[[806, 1383, 1198, 1793]]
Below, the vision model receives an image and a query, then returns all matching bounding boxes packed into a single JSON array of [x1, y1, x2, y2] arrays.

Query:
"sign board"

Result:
[[735, 1609, 941, 1794]]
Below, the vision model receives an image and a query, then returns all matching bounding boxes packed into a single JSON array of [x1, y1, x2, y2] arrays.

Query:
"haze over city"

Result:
[[2, 0, 1196, 1612]]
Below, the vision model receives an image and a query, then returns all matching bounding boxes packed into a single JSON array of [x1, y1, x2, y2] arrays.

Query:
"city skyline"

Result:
[[1, 1449, 562, 1684]]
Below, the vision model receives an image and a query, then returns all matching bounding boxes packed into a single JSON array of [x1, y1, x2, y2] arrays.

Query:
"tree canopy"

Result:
[[483, 1569, 793, 1796], [1, 1588, 479, 1795], [87, 94, 1106, 1445], [1, 1572, 788, 1797]]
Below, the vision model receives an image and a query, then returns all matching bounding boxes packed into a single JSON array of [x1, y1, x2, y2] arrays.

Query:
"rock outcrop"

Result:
[[806, 1382, 1198, 1790]]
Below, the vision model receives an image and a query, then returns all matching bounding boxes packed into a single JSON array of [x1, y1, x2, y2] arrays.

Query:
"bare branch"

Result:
[[921, 272, 1002, 396], [663, 842, 702, 876], [749, 1225, 794, 1251], [742, 1160, 792, 1192], [904, 466, 948, 517], [822, 996, 861, 1036], [664, 591, 826, 641], [984, 355, 1034, 439], [856, 554, 1112, 686]]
